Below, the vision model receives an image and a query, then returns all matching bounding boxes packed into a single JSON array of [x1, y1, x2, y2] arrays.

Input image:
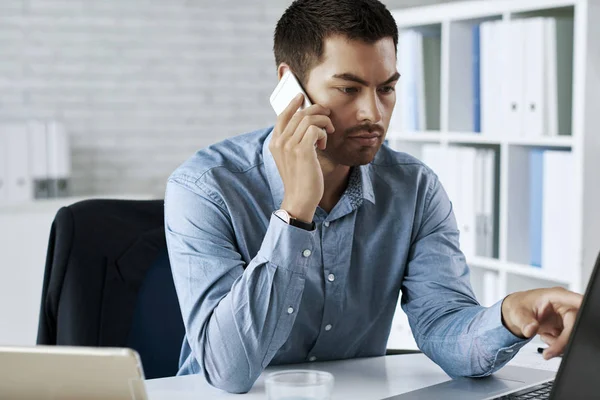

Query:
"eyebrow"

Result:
[[331, 72, 401, 86]]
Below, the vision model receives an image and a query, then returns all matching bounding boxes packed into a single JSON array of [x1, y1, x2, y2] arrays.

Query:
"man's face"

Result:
[[304, 35, 398, 167]]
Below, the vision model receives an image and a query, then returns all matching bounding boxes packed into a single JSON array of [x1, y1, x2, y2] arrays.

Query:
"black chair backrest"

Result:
[[37, 199, 185, 379]]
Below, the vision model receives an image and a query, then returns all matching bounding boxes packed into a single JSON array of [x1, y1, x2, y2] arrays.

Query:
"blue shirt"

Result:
[[164, 127, 527, 393]]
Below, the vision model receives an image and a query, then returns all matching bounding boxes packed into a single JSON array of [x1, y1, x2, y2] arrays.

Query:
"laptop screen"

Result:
[[551, 252, 600, 399]]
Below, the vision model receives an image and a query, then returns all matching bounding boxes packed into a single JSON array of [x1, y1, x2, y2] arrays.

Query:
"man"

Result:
[[165, 0, 582, 394]]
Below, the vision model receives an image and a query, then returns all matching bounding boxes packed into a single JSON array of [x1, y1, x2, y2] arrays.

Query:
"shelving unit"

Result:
[[386, 0, 600, 350]]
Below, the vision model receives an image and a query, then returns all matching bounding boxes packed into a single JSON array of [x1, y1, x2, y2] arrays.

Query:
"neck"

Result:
[[318, 156, 351, 213]]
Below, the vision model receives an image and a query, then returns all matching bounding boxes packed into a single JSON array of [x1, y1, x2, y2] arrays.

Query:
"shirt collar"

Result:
[[262, 127, 376, 211]]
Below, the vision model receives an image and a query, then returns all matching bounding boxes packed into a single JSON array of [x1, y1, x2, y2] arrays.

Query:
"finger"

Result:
[[548, 288, 583, 309], [274, 93, 306, 137], [522, 320, 540, 339], [279, 104, 332, 141], [541, 326, 561, 337], [545, 309, 577, 359], [292, 115, 335, 144], [540, 333, 558, 347], [511, 309, 540, 338], [301, 125, 328, 150]]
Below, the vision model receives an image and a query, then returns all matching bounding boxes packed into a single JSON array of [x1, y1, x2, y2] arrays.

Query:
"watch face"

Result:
[[274, 209, 290, 223]]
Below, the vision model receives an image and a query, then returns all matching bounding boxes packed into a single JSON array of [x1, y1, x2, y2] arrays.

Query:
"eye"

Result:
[[338, 87, 359, 94], [378, 86, 395, 94]]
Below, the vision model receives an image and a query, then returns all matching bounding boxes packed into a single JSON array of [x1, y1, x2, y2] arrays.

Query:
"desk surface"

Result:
[[146, 343, 561, 400]]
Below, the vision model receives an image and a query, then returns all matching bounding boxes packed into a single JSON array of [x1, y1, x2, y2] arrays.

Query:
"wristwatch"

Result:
[[273, 209, 315, 231]]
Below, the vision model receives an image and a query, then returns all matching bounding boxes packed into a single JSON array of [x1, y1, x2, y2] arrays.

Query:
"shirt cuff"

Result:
[[475, 300, 532, 375], [257, 213, 318, 273]]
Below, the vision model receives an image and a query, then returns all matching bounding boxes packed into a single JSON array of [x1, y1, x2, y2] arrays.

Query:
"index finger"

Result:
[[544, 309, 577, 359], [273, 93, 305, 137], [548, 289, 583, 310]]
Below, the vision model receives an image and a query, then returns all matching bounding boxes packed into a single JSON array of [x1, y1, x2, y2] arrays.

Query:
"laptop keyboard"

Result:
[[493, 381, 554, 399]]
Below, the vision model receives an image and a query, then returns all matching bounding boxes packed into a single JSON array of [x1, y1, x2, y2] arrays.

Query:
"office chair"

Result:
[[36, 199, 185, 379]]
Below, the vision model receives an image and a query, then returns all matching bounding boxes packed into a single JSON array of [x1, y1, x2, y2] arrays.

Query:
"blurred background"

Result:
[[0, 0, 458, 198]]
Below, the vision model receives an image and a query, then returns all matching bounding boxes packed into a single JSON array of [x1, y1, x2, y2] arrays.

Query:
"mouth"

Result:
[[347, 130, 382, 146]]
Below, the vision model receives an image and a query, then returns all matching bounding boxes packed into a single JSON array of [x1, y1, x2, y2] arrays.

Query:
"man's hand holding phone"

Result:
[[269, 93, 335, 224]]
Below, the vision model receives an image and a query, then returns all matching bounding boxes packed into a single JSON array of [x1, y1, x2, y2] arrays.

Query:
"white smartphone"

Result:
[[269, 70, 313, 116]]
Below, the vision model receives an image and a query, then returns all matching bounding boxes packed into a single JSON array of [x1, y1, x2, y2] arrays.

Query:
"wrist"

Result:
[[501, 294, 525, 338], [280, 200, 316, 224]]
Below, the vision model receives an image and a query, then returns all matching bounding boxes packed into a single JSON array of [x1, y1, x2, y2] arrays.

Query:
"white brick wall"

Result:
[[0, 0, 455, 197]]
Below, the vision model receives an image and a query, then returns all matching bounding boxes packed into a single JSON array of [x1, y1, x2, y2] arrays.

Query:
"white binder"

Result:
[[541, 151, 575, 277], [46, 121, 71, 198], [27, 121, 50, 199], [523, 18, 546, 138], [483, 149, 496, 257], [458, 148, 477, 260], [3, 124, 32, 202], [504, 20, 526, 137], [480, 21, 495, 135]]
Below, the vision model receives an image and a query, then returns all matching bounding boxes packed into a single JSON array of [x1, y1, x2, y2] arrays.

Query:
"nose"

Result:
[[356, 90, 383, 123]]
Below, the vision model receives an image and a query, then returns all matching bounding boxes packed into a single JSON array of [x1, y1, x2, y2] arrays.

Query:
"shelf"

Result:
[[387, 131, 573, 148], [468, 256, 572, 285]]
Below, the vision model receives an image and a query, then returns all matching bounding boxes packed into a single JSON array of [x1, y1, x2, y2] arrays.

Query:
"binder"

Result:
[[46, 121, 71, 198], [399, 30, 417, 132], [504, 20, 526, 137], [422, 145, 446, 183], [3, 124, 32, 202], [458, 148, 477, 260], [475, 150, 486, 256], [523, 18, 546, 138], [480, 21, 501, 135], [422, 33, 441, 131], [548, 18, 574, 136], [482, 271, 498, 307], [472, 24, 481, 133], [482, 150, 496, 257], [529, 150, 544, 267], [542, 151, 575, 276], [545, 18, 559, 137], [27, 121, 50, 199], [414, 32, 426, 131]]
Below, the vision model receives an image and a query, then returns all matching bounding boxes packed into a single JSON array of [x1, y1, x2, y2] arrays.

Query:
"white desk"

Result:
[[146, 343, 561, 400]]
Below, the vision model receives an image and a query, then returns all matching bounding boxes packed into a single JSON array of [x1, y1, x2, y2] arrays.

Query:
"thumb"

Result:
[[507, 307, 539, 338], [522, 320, 539, 338]]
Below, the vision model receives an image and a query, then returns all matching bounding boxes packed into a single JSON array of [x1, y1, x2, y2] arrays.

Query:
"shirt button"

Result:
[[328, 274, 335, 282], [309, 356, 317, 362], [325, 324, 332, 331], [302, 249, 312, 258], [287, 307, 294, 314], [323, 221, 330, 227]]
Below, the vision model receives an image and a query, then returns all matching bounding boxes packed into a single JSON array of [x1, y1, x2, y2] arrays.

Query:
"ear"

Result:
[[277, 63, 292, 80]]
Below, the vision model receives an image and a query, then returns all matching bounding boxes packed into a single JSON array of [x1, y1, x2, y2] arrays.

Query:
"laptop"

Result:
[[0, 346, 148, 400], [385, 249, 600, 400]]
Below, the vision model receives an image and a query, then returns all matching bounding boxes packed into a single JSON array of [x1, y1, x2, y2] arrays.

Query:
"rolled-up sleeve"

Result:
[[165, 177, 316, 393], [401, 175, 529, 378]]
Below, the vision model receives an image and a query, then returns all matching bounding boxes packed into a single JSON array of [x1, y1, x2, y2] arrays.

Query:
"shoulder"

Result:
[[167, 127, 272, 192]]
